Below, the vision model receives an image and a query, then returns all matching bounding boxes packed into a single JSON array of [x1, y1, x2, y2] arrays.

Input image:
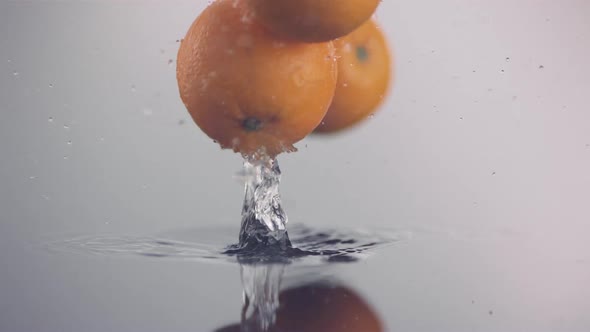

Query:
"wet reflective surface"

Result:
[[45, 223, 396, 331], [45, 223, 401, 265], [5, 225, 590, 331], [3, 1, 590, 331]]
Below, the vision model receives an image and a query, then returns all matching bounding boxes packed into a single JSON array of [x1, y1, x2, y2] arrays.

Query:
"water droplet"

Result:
[[63, 124, 70, 129], [342, 82, 348, 87], [369, 114, 375, 119], [240, 11, 254, 23], [67, 140, 72, 145], [500, 69, 505, 73], [7, 59, 11, 63], [292, 72, 305, 87], [538, 65, 544, 69], [48, 83, 54, 88], [231, 137, 240, 147], [167, 59, 173, 66], [505, 57, 510, 62], [99, 137, 105, 142], [237, 34, 254, 48], [13, 71, 19, 76], [48, 117, 54, 123], [178, 119, 186, 125], [200, 78, 210, 90], [29, 176, 37, 180], [105, 220, 111, 225], [131, 85, 137, 92], [492, 171, 496, 175], [63, 156, 68, 160], [488, 310, 494, 315]]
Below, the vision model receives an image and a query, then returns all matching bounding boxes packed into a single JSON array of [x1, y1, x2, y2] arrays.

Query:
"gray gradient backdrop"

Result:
[[1, 1, 590, 331]]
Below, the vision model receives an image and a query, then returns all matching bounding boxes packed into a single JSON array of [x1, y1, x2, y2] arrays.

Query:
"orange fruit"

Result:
[[246, 0, 380, 43], [177, 0, 337, 158], [315, 19, 392, 133]]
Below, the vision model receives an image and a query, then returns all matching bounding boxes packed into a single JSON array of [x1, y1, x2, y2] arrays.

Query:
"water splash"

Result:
[[44, 158, 406, 264], [45, 224, 402, 265], [238, 158, 290, 249]]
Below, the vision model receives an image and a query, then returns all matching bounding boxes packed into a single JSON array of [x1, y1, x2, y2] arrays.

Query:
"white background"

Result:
[[1, 1, 589, 331]]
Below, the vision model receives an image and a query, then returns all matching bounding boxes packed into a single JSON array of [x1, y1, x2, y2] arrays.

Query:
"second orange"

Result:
[[315, 19, 392, 133]]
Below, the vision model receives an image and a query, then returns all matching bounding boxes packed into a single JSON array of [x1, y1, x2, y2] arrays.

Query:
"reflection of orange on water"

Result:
[[274, 283, 383, 332], [315, 19, 393, 133], [216, 282, 383, 332], [246, 0, 381, 43], [176, 0, 337, 158]]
